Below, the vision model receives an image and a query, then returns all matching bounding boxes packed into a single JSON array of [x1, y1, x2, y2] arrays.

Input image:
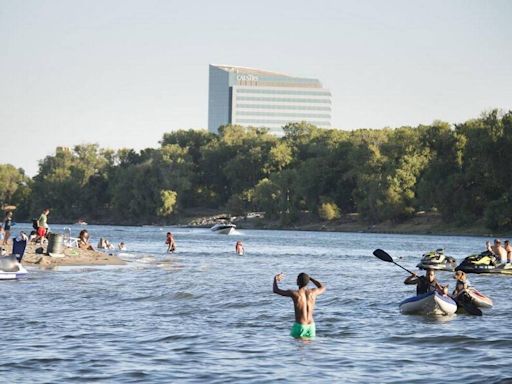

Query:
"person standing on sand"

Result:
[[3, 211, 14, 245], [273, 272, 326, 339], [36, 208, 50, 244]]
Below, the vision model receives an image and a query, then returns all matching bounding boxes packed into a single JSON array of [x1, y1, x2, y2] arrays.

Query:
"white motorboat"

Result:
[[210, 223, 236, 235]]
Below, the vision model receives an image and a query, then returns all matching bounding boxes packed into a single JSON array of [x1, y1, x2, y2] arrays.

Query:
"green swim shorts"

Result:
[[290, 322, 316, 339]]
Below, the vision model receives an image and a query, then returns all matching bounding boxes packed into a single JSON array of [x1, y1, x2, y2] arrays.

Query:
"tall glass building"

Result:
[[208, 64, 332, 134]]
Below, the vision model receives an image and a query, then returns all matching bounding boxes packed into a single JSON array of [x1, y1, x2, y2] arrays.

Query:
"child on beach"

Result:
[[105, 240, 114, 250], [97, 238, 108, 249], [78, 229, 94, 251]]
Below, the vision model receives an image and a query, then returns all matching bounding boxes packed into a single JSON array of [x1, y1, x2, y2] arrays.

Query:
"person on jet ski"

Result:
[[505, 240, 512, 264], [404, 268, 448, 296], [486, 239, 507, 263]]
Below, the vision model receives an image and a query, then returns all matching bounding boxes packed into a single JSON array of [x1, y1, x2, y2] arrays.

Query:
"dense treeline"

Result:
[[1, 109, 512, 231]]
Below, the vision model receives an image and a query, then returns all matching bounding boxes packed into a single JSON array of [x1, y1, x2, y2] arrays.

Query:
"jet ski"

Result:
[[0, 236, 28, 280], [0, 255, 28, 280], [416, 249, 457, 271], [454, 251, 512, 274]]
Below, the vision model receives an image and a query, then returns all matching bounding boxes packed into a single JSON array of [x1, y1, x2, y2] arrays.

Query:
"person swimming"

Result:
[[273, 272, 326, 339], [165, 232, 176, 253], [235, 240, 244, 255]]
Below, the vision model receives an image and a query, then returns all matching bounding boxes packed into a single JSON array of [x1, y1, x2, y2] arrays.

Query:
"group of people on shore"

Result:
[[76, 229, 126, 252], [0, 208, 129, 255]]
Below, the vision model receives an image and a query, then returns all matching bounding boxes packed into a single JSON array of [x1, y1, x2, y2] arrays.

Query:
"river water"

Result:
[[1, 224, 511, 383]]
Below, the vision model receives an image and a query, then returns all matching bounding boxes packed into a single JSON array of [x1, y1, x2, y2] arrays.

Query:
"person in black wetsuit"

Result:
[[404, 268, 448, 295]]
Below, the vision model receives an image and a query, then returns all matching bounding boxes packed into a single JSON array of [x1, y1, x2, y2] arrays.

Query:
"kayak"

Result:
[[399, 291, 457, 316], [465, 287, 493, 308]]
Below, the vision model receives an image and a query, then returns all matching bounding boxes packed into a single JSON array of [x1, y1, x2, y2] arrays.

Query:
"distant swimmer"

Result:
[[235, 240, 244, 255], [273, 272, 326, 339], [165, 232, 176, 253]]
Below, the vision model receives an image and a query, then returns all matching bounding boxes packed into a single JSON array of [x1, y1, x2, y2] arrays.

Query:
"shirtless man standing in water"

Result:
[[273, 272, 326, 339]]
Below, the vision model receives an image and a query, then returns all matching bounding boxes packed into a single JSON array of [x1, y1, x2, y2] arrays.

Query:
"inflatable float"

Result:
[[399, 291, 457, 316]]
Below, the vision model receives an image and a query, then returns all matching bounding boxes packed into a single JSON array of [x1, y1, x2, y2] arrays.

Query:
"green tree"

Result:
[[157, 190, 178, 217], [318, 200, 341, 221], [0, 164, 32, 219]]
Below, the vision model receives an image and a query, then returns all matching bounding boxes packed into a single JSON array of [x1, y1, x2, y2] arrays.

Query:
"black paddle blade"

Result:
[[458, 292, 483, 316], [373, 249, 393, 263]]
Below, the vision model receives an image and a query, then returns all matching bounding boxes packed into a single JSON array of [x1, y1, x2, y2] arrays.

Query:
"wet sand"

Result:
[[19, 242, 125, 268]]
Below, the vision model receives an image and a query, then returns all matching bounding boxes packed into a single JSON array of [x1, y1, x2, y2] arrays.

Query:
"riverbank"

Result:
[[185, 211, 509, 238], [20, 242, 125, 268], [20, 209, 509, 238]]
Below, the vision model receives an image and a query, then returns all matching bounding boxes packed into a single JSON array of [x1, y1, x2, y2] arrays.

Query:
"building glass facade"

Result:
[[208, 65, 332, 134]]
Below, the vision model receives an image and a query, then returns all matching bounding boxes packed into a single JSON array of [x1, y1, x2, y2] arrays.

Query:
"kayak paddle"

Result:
[[457, 291, 483, 316], [373, 249, 415, 275]]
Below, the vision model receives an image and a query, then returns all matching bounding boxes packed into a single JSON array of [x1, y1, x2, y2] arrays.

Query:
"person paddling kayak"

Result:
[[404, 268, 448, 296], [273, 272, 326, 339]]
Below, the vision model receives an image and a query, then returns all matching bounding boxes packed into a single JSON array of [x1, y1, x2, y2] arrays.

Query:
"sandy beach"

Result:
[[17, 241, 125, 268]]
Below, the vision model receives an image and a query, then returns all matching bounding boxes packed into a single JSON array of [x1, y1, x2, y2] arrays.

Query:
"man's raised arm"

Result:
[[273, 273, 292, 296], [310, 276, 326, 295]]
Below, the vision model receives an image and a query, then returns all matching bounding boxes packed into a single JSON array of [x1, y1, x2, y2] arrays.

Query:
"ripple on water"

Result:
[[2, 225, 512, 383]]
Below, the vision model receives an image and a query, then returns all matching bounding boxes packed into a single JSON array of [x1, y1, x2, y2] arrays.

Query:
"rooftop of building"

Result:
[[210, 64, 324, 88], [211, 64, 295, 77]]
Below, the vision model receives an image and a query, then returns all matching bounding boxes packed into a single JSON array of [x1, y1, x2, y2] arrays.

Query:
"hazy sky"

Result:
[[1, 0, 511, 176]]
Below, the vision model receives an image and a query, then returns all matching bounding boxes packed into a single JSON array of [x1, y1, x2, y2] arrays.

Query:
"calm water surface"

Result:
[[1, 224, 511, 383]]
